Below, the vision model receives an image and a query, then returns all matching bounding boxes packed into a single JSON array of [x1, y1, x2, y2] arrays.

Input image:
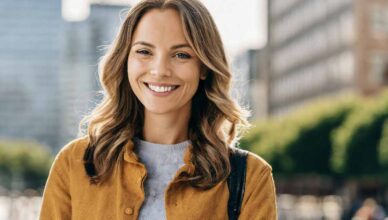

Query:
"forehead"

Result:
[[131, 8, 188, 45]]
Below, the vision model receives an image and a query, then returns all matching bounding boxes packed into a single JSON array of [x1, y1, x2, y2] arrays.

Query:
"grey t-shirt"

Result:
[[133, 137, 190, 220]]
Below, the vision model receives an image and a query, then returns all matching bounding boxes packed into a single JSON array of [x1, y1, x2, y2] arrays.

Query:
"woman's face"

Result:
[[127, 8, 203, 116]]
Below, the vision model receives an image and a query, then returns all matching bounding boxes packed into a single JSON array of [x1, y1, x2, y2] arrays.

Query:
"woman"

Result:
[[39, 0, 277, 219]]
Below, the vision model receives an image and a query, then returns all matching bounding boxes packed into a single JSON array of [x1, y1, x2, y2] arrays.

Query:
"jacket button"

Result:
[[124, 207, 134, 215]]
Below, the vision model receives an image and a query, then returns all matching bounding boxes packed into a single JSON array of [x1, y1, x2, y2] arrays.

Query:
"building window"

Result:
[[338, 50, 355, 84], [271, 0, 302, 18], [370, 51, 388, 86], [340, 10, 355, 45], [326, 21, 341, 49], [326, 50, 354, 85], [370, 4, 388, 35]]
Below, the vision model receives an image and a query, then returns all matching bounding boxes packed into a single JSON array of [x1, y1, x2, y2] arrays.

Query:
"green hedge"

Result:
[[0, 140, 53, 190], [241, 95, 357, 175], [242, 90, 388, 177], [378, 119, 388, 172], [331, 90, 388, 176]]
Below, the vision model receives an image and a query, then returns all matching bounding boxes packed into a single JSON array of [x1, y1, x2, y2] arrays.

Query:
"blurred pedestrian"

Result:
[[352, 198, 386, 220]]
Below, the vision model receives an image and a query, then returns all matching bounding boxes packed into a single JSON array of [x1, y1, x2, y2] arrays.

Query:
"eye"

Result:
[[136, 49, 151, 56], [175, 52, 191, 59]]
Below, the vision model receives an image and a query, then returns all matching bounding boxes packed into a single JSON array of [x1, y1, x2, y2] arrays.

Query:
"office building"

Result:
[[267, 0, 388, 115]]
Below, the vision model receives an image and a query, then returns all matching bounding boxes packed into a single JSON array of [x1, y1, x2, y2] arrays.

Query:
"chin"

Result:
[[144, 105, 175, 115]]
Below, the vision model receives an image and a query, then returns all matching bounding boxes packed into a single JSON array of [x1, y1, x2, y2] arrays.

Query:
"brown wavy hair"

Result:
[[80, 0, 251, 189]]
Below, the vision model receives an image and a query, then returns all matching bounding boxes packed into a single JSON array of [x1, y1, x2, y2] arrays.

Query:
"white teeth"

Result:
[[147, 84, 177, 93]]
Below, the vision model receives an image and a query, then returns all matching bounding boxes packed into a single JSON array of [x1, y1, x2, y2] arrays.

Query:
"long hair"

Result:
[[80, 0, 251, 189]]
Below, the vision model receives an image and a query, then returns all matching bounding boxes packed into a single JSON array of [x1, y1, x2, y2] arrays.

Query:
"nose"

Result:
[[150, 55, 171, 77]]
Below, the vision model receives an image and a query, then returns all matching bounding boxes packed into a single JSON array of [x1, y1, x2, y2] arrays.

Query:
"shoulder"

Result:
[[245, 150, 272, 177], [58, 135, 89, 157], [44, 136, 91, 189], [238, 152, 278, 218], [53, 135, 90, 167], [243, 150, 275, 193]]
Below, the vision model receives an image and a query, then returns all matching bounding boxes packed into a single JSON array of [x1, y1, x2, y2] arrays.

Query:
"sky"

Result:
[[199, 0, 267, 57], [62, 0, 268, 58]]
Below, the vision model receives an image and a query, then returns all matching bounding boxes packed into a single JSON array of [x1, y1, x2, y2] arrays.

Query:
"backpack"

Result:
[[227, 148, 248, 220]]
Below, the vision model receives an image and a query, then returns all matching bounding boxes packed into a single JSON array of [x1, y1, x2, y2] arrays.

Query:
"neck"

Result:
[[142, 105, 191, 145]]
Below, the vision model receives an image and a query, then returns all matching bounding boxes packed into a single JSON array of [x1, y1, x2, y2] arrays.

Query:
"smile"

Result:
[[144, 83, 180, 93]]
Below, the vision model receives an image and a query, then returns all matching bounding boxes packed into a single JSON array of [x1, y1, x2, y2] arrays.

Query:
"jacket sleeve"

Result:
[[39, 147, 72, 220], [238, 154, 277, 220]]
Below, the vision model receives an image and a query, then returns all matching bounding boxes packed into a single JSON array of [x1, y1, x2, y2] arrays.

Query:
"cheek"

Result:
[[127, 59, 145, 82], [181, 73, 201, 97], [127, 59, 138, 73], [179, 61, 201, 78], [182, 66, 201, 87]]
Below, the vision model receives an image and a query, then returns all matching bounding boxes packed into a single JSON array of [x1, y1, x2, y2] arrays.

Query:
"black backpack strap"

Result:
[[227, 148, 249, 220]]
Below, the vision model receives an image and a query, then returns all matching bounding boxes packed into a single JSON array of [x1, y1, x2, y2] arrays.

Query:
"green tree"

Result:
[[241, 95, 356, 175], [0, 140, 53, 190], [331, 90, 388, 176]]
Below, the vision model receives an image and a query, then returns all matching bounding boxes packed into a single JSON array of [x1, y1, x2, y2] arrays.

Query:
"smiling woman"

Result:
[[39, 0, 277, 219]]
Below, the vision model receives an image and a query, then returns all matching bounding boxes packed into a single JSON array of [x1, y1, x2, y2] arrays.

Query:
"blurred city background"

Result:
[[1, 0, 388, 219]]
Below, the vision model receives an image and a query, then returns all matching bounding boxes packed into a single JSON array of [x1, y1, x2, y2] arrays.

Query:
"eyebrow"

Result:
[[132, 41, 191, 50]]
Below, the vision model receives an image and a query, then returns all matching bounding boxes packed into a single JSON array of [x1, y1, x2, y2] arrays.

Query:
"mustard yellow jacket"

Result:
[[40, 136, 277, 220]]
